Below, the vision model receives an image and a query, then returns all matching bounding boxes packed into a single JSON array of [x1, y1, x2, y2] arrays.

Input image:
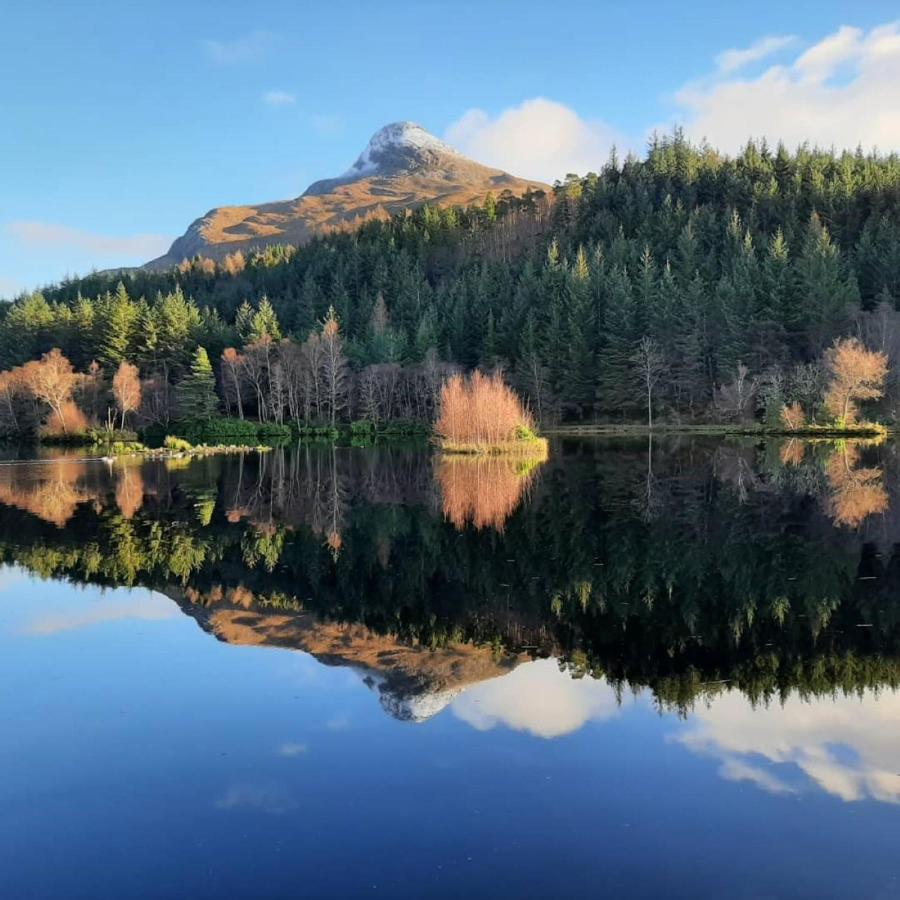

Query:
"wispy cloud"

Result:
[[7, 221, 171, 260], [202, 30, 274, 64], [715, 34, 796, 74], [26, 592, 177, 635], [262, 90, 296, 108]]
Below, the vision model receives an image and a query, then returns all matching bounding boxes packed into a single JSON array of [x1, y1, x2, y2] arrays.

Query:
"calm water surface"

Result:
[[2, 437, 900, 899]]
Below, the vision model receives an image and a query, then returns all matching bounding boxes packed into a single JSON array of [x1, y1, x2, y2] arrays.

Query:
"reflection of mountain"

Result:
[[4, 439, 900, 719], [171, 589, 524, 722]]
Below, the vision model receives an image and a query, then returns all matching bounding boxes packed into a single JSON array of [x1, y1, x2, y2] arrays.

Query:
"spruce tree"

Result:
[[177, 346, 218, 420]]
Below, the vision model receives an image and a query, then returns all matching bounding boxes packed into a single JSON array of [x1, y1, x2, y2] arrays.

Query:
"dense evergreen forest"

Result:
[[3, 133, 900, 430]]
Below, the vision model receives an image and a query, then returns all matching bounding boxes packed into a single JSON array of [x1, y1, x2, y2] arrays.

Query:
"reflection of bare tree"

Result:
[[436, 456, 543, 532], [222, 447, 434, 535], [712, 445, 759, 504], [824, 442, 888, 528], [632, 433, 664, 522], [779, 438, 807, 468]]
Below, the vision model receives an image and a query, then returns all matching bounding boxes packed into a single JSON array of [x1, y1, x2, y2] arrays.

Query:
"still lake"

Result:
[[1, 437, 899, 899]]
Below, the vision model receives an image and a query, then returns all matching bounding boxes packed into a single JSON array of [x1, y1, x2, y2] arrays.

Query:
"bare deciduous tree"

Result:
[[630, 337, 667, 429], [320, 307, 349, 428]]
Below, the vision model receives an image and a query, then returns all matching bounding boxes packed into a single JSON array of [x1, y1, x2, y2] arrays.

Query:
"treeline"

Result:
[[4, 133, 900, 424]]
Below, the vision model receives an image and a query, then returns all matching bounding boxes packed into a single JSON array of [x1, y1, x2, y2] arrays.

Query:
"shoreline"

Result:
[[543, 424, 891, 438]]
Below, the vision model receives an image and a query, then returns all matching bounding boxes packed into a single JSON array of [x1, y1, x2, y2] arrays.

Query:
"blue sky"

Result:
[[1, 0, 898, 294]]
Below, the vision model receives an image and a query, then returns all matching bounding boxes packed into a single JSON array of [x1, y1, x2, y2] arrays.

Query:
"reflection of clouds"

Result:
[[0, 565, 29, 593], [215, 784, 297, 814], [278, 742, 308, 757], [452, 658, 622, 739], [718, 758, 796, 795], [25, 591, 177, 635], [675, 690, 900, 803]]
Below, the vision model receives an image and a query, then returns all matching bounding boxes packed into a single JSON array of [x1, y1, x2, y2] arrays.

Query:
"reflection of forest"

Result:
[[2, 439, 900, 716]]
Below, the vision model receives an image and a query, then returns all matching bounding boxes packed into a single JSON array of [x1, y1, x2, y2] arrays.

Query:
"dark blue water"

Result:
[[1, 440, 899, 898]]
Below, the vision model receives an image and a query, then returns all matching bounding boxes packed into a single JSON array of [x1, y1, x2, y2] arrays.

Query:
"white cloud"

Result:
[[7, 221, 171, 260], [202, 30, 274, 64], [445, 97, 623, 183], [673, 21, 900, 153], [675, 688, 900, 804], [452, 658, 623, 739], [715, 35, 796, 74], [263, 90, 296, 108]]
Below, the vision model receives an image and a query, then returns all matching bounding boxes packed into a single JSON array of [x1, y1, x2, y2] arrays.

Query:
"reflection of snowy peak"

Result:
[[366, 672, 466, 723], [173, 594, 526, 723]]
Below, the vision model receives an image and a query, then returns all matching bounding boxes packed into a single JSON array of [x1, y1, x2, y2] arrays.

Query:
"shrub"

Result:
[[164, 436, 194, 452], [435, 371, 536, 448]]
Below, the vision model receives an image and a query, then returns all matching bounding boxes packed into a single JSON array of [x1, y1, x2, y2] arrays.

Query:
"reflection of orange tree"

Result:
[[779, 438, 807, 468], [0, 461, 95, 527], [824, 440, 888, 528], [436, 455, 543, 532], [114, 464, 144, 519]]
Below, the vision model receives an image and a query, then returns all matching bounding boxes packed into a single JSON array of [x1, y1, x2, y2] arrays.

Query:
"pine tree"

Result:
[[596, 267, 637, 413], [250, 296, 281, 342], [235, 301, 255, 346], [177, 346, 218, 420], [562, 249, 596, 415], [97, 282, 137, 368]]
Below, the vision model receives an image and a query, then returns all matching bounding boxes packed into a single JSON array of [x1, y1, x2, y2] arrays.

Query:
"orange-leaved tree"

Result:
[[823, 337, 888, 426], [435, 370, 534, 447], [21, 349, 78, 434], [112, 361, 141, 429]]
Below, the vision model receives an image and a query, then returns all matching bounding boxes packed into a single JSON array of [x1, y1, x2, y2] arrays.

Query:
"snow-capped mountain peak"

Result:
[[348, 121, 460, 175]]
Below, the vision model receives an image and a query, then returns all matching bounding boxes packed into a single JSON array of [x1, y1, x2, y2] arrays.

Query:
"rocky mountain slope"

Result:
[[145, 122, 548, 270]]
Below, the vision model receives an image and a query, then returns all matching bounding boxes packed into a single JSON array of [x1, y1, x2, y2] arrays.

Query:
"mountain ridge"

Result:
[[145, 121, 548, 270]]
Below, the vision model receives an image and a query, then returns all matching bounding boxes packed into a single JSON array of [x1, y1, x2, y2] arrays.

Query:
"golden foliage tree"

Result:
[[823, 338, 888, 425], [21, 349, 78, 434], [435, 370, 534, 448], [112, 361, 141, 429], [780, 401, 806, 431]]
